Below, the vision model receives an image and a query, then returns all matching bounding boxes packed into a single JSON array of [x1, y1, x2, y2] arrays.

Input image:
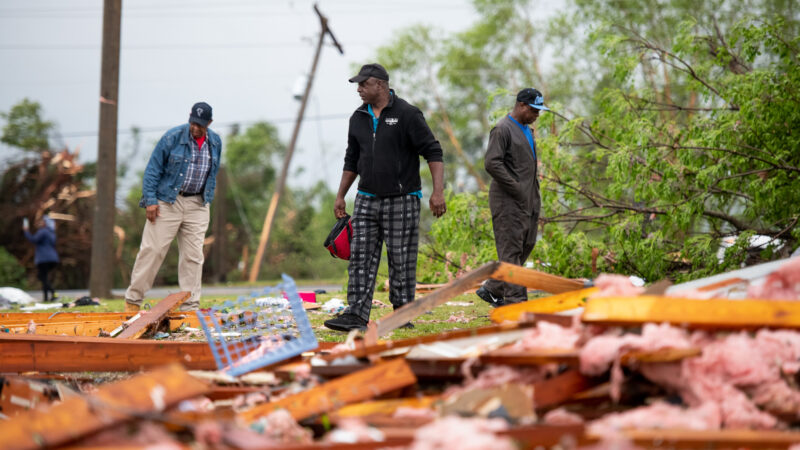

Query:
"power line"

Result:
[[51, 113, 351, 138]]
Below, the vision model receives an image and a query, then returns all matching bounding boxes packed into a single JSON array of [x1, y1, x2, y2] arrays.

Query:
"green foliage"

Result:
[[0, 247, 26, 288], [417, 190, 497, 283], [0, 98, 53, 151], [377, 0, 799, 283]]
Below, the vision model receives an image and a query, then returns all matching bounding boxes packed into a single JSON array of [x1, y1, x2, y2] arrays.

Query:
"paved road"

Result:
[[26, 284, 342, 301]]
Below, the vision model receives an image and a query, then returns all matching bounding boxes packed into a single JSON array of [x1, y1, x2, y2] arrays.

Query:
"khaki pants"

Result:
[[125, 195, 210, 310]]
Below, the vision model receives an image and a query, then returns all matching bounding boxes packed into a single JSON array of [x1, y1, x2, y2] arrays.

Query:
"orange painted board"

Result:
[[582, 296, 800, 329], [333, 396, 439, 418], [239, 358, 417, 422], [0, 364, 209, 450], [490, 287, 599, 323]]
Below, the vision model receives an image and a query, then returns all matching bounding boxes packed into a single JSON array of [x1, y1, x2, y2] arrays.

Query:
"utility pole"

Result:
[[89, 0, 122, 298], [210, 167, 228, 283], [249, 3, 343, 282]]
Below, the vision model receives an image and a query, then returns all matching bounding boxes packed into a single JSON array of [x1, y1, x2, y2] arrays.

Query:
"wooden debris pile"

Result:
[[0, 149, 96, 287], [2, 259, 800, 448]]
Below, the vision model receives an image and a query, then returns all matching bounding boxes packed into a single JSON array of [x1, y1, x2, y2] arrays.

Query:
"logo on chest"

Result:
[[385, 117, 399, 126]]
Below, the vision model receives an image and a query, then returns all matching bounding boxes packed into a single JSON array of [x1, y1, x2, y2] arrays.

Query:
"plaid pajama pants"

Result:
[[346, 193, 420, 322]]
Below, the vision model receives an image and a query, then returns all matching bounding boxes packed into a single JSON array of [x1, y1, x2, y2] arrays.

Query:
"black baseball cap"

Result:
[[189, 102, 213, 127], [348, 63, 389, 83], [516, 88, 550, 111]]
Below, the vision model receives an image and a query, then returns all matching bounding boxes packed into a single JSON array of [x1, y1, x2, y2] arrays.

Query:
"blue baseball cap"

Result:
[[517, 88, 550, 111]]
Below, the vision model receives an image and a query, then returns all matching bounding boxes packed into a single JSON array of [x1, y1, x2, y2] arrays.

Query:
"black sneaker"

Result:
[[476, 286, 505, 308], [399, 322, 415, 329], [324, 313, 368, 332]]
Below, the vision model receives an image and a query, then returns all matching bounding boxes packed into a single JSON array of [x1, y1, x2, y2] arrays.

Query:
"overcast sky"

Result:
[[0, 0, 479, 199]]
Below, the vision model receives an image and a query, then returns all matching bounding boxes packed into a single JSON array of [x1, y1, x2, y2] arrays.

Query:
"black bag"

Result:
[[323, 214, 353, 260]]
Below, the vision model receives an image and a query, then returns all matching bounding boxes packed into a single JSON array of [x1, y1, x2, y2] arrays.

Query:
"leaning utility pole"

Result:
[[89, 0, 122, 297], [249, 3, 343, 282]]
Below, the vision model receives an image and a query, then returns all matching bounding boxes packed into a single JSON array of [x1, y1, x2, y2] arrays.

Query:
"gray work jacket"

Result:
[[484, 115, 541, 216]]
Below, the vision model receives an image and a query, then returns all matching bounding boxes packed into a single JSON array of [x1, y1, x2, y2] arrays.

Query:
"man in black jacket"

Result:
[[324, 63, 446, 332], [477, 88, 549, 307]]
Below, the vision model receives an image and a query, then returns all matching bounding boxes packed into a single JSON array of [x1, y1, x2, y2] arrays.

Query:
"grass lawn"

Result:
[[1, 286, 495, 343]]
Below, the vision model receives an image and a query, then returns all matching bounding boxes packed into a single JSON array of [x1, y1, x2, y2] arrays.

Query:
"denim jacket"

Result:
[[139, 123, 222, 207]]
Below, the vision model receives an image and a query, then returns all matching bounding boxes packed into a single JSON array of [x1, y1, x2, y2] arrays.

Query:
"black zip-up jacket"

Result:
[[343, 90, 443, 197]]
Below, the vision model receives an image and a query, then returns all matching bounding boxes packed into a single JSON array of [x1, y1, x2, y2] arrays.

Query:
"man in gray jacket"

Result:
[[477, 88, 549, 307]]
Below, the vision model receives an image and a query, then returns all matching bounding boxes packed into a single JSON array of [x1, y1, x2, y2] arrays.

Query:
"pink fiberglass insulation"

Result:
[[253, 409, 314, 445], [579, 323, 693, 377], [408, 416, 514, 450], [587, 401, 721, 436], [748, 256, 800, 300], [445, 364, 547, 398], [638, 328, 800, 428], [393, 406, 438, 420], [507, 319, 584, 353], [543, 407, 586, 426], [591, 274, 645, 298]]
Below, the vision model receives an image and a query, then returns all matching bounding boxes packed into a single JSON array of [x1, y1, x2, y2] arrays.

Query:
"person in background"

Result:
[[123, 102, 222, 313], [324, 63, 446, 332], [23, 215, 60, 302], [477, 88, 549, 307]]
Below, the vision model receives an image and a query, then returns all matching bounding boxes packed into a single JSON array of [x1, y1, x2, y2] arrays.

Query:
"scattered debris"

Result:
[[1, 258, 800, 448]]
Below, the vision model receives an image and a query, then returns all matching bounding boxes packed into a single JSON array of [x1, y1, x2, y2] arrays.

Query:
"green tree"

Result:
[[0, 98, 53, 152], [373, 0, 800, 282]]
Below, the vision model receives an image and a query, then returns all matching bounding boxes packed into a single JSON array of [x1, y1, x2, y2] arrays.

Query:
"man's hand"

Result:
[[334, 196, 347, 219], [146, 204, 160, 223], [429, 191, 446, 218]]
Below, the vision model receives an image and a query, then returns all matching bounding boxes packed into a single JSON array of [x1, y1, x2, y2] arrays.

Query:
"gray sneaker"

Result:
[[476, 286, 506, 308]]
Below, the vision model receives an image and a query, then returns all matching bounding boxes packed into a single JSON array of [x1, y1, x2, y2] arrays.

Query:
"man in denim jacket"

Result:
[[124, 102, 222, 312]]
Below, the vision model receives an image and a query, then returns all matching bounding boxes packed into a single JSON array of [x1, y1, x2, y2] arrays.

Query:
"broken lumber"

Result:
[[333, 396, 439, 418], [0, 376, 60, 417], [0, 364, 209, 450], [115, 291, 190, 338], [376, 261, 500, 336], [0, 334, 217, 372], [532, 369, 596, 409], [618, 428, 800, 448], [490, 262, 586, 294], [0, 312, 201, 332], [320, 321, 537, 362], [239, 358, 417, 422], [1, 320, 124, 336], [582, 296, 800, 329], [490, 287, 598, 323]]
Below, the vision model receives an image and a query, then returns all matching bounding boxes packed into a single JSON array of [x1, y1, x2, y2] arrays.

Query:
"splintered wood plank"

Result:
[[0, 364, 209, 450], [490, 287, 599, 323], [376, 261, 500, 336], [239, 358, 417, 422], [320, 321, 536, 362], [480, 349, 580, 366], [2, 320, 124, 336], [0, 334, 218, 372], [333, 396, 439, 418], [619, 347, 701, 364], [0, 313, 201, 333], [532, 370, 596, 409], [490, 262, 586, 294], [583, 296, 800, 329], [619, 428, 800, 448], [0, 376, 60, 417], [116, 291, 190, 339], [0, 312, 199, 325]]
